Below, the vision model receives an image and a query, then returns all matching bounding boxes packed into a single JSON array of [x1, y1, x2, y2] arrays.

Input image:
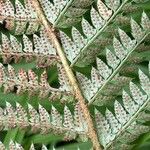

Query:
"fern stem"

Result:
[[70, 0, 128, 67], [106, 97, 150, 149], [89, 32, 150, 105], [32, 0, 102, 150], [53, 0, 74, 26]]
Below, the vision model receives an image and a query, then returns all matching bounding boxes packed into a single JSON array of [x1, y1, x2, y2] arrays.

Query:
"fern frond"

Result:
[[38, 0, 92, 27], [0, 102, 88, 141], [95, 64, 150, 148], [59, 0, 129, 65], [0, 28, 59, 68], [0, 0, 40, 35], [0, 0, 149, 149], [75, 12, 150, 104], [0, 63, 72, 99]]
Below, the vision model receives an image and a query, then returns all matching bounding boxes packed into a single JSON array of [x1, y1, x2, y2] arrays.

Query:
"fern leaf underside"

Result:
[[0, 0, 149, 150]]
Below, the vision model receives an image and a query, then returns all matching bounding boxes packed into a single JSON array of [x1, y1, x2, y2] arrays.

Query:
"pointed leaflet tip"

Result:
[[15, 142, 23, 149], [97, 0, 113, 20], [114, 100, 129, 125], [29, 143, 35, 150], [141, 11, 150, 31], [51, 105, 62, 126], [118, 27, 136, 50], [130, 17, 144, 41], [81, 18, 96, 38], [96, 57, 112, 79], [122, 89, 138, 115], [130, 82, 148, 106], [59, 31, 78, 62], [6, 101, 12, 108], [138, 69, 150, 95], [113, 36, 127, 60], [94, 107, 99, 115], [42, 145, 48, 150], [27, 103, 34, 110], [63, 105, 74, 129], [72, 27, 87, 49], [90, 6, 105, 29], [106, 48, 120, 69]]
